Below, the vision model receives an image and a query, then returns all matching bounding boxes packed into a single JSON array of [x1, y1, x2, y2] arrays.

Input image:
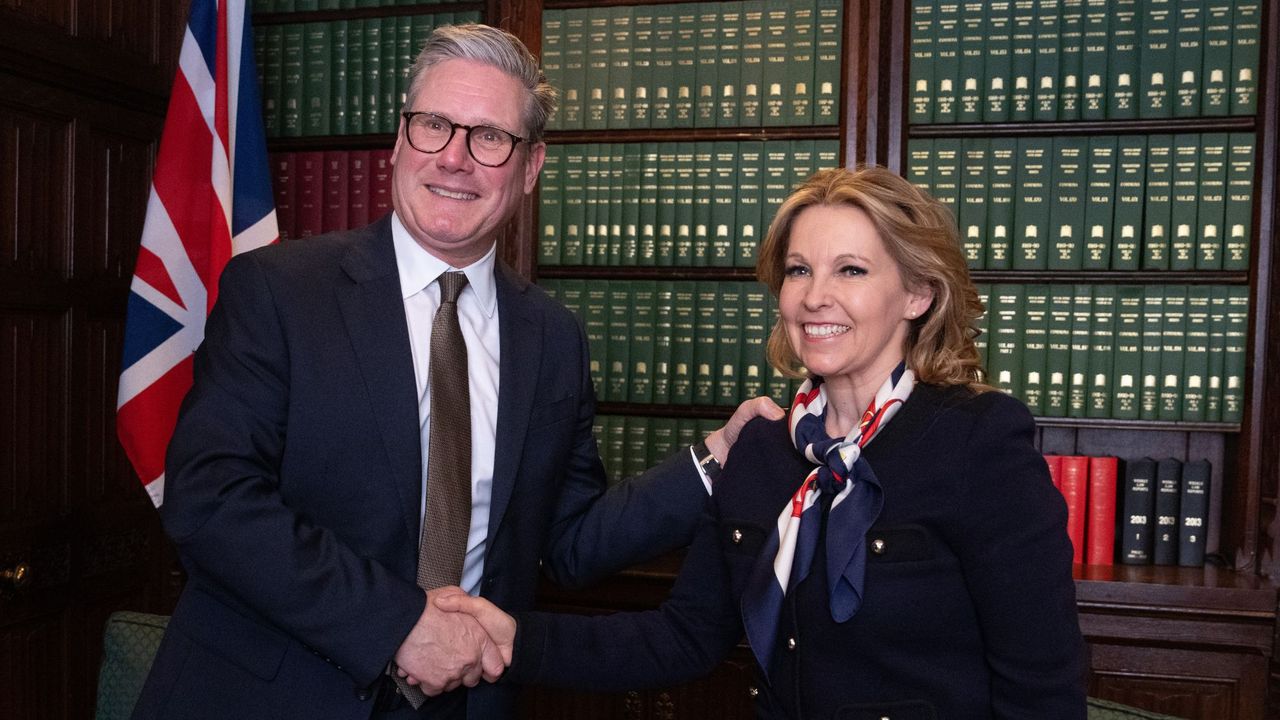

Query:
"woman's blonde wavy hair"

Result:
[[756, 165, 991, 391]]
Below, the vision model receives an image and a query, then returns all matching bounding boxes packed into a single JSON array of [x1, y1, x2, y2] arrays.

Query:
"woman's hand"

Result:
[[433, 591, 517, 676]]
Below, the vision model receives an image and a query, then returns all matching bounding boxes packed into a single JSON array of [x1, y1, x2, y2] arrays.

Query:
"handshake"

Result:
[[392, 586, 517, 695]]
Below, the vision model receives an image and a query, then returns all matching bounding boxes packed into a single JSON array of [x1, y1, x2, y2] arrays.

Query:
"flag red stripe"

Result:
[[132, 245, 186, 309], [117, 356, 194, 484]]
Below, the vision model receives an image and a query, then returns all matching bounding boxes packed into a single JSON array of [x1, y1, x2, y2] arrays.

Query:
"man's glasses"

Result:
[[401, 111, 527, 168]]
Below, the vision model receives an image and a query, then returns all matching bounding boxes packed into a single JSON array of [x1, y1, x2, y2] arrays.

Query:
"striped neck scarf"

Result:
[[741, 361, 915, 674]]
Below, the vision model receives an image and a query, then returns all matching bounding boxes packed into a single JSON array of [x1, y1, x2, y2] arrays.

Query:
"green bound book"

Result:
[[1048, 136, 1086, 270], [1200, 1, 1232, 115], [910, 0, 937, 123], [329, 21, 347, 136], [957, 1, 986, 123], [639, 143, 660, 266], [716, 4, 742, 128], [655, 143, 678, 265], [1080, 0, 1108, 120], [692, 141, 715, 266], [542, 10, 566, 131], [1223, 133, 1255, 271], [986, 138, 1017, 269], [1197, 133, 1228, 270], [762, 5, 790, 126], [1058, 0, 1084, 121], [632, 7, 655, 128], [621, 145, 642, 265], [762, 143, 791, 243], [581, 143, 602, 265], [974, 283, 992, 371], [1173, 0, 1205, 117], [1159, 284, 1188, 421], [1068, 283, 1093, 418], [674, 142, 696, 265], [693, 283, 720, 405], [1230, 2, 1260, 115], [932, 138, 962, 232], [1086, 284, 1116, 418], [344, 20, 364, 135], [361, 17, 381, 137], [378, 16, 399, 134], [1138, 0, 1175, 118], [650, 9, 675, 129], [559, 12, 587, 129], [716, 283, 745, 406], [786, 0, 817, 126], [585, 8, 611, 131], [394, 18, 413, 124], [1143, 135, 1174, 269], [814, 0, 842, 124], [608, 7, 634, 129], [1169, 134, 1200, 270], [1139, 286, 1164, 420], [959, 137, 989, 269], [1112, 136, 1147, 270], [653, 281, 675, 404], [261, 25, 283, 137], [1033, 0, 1062, 122], [1182, 285, 1211, 421], [989, 283, 1025, 400], [1010, 0, 1036, 121], [629, 280, 657, 404], [1082, 135, 1117, 270], [1222, 285, 1247, 422], [1107, 0, 1140, 118], [561, 145, 586, 265], [1013, 137, 1050, 269], [1205, 285, 1227, 421], [740, 1, 766, 126], [984, 1, 1013, 122], [1045, 284, 1073, 416], [538, 145, 564, 266], [606, 281, 633, 402], [584, 283, 609, 397], [557, 279, 586, 324], [607, 144, 627, 265], [280, 22, 305, 137], [742, 284, 769, 401], [932, 0, 960, 123], [711, 144, 737, 267], [694, 5, 720, 128], [737, 141, 765, 268], [906, 138, 934, 195], [1023, 284, 1050, 414], [1113, 285, 1143, 419], [671, 284, 696, 404]]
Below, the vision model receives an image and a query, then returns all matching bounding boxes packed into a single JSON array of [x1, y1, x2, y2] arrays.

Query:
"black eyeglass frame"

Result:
[[400, 111, 529, 168]]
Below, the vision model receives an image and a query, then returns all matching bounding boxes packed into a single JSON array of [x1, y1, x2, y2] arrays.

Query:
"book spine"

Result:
[[1200, 2, 1233, 115], [1205, 285, 1227, 422], [260, 25, 283, 138], [321, 149, 348, 233], [694, 5, 720, 128], [629, 280, 656, 404], [1082, 135, 1117, 270], [1112, 135, 1147, 270], [985, 1, 1013, 122], [1045, 284, 1073, 416], [933, 0, 960, 122], [742, 283, 769, 401], [736, 141, 765, 268], [1023, 284, 1050, 414], [1178, 459, 1211, 566], [271, 152, 296, 241], [1196, 133, 1228, 271], [562, 11, 587, 130], [1139, 285, 1165, 420], [787, 0, 817, 126], [1059, 455, 1090, 564], [986, 138, 1016, 269], [959, 137, 989, 268], [1107, 0, 1140, 118], [1138, 0, 1175, 118], [346, 150, 368, 229], [560, 145, 586, 265], [691, 142, 715, 266], [369, 149, 392, 222], [1182, 286, 1211, 421], [693, 283, 720, 405], [1222, 285, 1248, 422], [1223, 132, 1255, 271], [606, 281, 632, 402], [295, 150, 323, 237], [1169, 133, 1202, 270], [1158, 284, 1188, 421], [1142, 135, 1174, 269], [671, 284, 696, 404], [1086, 284, 1115, 418], [379, 16, 398, 134], [1067, 283, 1092, 418], [584, 284, 609, 397], [607, 144, 626, 266], [989, 283, 1025, 400], [638, 143, 659, 266], [716, 283, 744, 406], [1010, 0, 1036, 121], [739, 1, 766, 127], [1086, 456, 1118, 565], [1044, 454, 1064, 490], [1012, 136, 1049, 269], [280, 22, 305, 137], [1153, 457, 1183, 565], [911, 0, 937, 124], [932, 138, 962, 234], [1058, 0, 1084, 121], [673, 142, 696, 265], [585, 8, 612, 131], [1047, 135, 1086, 270], [1079, 0, 1107, 120], [762, 5, 789, 126], [624, 416, 651, 480], [710, 143, 737, 267], [362, 17, 381, 138], [652, 280, 674, 404], [957, 1, 986, 123], [541, 10, 565, 131], [1119, 458, 1157, 564], [814, 0, 842, 125], [1033, 0, 1061, 122], [632, 8, 654, 128], [1112, 285, 1143, 419], [538, 145, 563, 266], [655, 143, 677, 266], [716, 5, 741, 128], [1173, 0, 1206, 117], [621, 145, 642, 265], [609, 6, 634, 130], [344, 19, 363, 135], [1230, 2, 1261, 115]]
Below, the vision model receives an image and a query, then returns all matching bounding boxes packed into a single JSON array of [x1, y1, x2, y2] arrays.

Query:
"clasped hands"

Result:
[[392, 587, 516, 695]]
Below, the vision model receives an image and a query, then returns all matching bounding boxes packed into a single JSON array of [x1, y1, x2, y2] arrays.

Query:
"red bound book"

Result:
[[1058, 455, 1090, 564], [347, 149, 371, 229], [1043, 454, 1064, 491], [271, 152, 296, 241], [370, 148, 393, 223], [294, 150, 324, 238], [322, 150, 349, 233], [1086, 456, 1118, 565]]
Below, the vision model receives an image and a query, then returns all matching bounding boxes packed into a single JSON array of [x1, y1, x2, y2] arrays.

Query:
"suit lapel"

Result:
[[489, 264, 541, 539], [336, 218, 422, 544]]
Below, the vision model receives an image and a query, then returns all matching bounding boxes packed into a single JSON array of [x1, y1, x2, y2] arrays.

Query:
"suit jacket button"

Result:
[[357, 689, 372, 701], [731, 529, 744, 544], [786, 637, 797, 651], [747, 686, 759, 698], [871, 538, 886, 554]]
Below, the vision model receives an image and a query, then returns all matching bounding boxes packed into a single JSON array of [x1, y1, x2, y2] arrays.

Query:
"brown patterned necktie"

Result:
[[392, 270, 471, 709]]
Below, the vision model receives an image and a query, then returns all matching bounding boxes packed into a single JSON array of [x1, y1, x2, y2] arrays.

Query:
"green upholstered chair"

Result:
[[94, 611, 169, 720], [1087, 696, 1189, 720]]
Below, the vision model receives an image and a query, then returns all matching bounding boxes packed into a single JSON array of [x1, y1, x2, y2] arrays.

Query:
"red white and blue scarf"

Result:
[[741, 361, 915, 674]]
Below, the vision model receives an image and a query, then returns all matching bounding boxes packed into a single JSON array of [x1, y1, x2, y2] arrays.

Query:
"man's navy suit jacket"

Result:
[[132, 217, 706, 719]]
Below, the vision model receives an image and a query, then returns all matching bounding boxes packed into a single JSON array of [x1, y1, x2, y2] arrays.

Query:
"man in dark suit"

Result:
[[131, 23, 779, 720]]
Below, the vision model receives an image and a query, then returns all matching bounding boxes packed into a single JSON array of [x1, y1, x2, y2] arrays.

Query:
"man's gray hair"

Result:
[[404, 23, 557, 143]]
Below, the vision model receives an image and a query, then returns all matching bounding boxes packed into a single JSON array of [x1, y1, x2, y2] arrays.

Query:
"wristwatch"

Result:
[[692, 440, 724, 482]]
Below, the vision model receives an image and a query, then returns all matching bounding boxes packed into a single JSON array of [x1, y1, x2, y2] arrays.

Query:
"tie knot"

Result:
[[438, 271, 468, 304]]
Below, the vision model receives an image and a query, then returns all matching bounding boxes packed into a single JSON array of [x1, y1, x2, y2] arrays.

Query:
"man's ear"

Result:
[[523, 142, 546, 194]]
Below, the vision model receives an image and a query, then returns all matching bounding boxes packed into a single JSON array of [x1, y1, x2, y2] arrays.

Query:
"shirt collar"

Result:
[[391, 211, 498, 317]]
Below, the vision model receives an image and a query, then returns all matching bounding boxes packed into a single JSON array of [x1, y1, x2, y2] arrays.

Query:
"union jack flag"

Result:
[[117, 0, 277, 507]]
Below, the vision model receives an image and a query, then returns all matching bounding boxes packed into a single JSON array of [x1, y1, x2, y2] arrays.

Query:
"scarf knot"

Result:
[[740, 362, 915, 677]]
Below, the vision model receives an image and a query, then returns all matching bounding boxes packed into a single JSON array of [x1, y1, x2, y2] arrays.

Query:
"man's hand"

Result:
[[704, 396, 785, 466], [433, 592, 516, 667], [394, 586, 507, 695]]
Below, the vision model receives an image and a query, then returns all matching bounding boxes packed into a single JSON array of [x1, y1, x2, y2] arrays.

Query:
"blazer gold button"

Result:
[[732, 529, 743, 544], [872, 538, 886, 554], [787, 637, 796, 650]]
